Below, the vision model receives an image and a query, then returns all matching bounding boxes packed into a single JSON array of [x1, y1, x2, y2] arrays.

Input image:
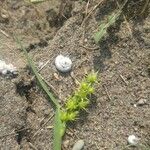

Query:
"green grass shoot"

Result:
[[14, 36, 60, 108], [15, 36, 63, 150], [93, 10, 121, 44], [53, 107, 66, 150], [93, 0, 128, 44]]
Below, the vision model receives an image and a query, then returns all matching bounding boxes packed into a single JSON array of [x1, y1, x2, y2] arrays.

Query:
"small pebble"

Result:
[[43, 109, 51, 116], [0, 60, 17, 75], [137, 99, 147, 106], [127, 135, 139, 146], [55, 55, 72, 73], [53, 73, 60, 80], [72, 140, 84, 150], [38, 61, 44, 68], [84, 38, 88, 43], [63, 140, 70, 149]]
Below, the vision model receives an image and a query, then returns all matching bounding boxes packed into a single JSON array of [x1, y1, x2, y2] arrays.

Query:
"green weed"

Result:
[[93, 10, 121, 44], [15, 36, 97, 150], [93, 0, 128, 43], [61, 72, 97, 123]]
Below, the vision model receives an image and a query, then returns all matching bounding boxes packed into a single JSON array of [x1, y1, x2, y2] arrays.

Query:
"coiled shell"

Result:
[[55, 55, 72, 73]]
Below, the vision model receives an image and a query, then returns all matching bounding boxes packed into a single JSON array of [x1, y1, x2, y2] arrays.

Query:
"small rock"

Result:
[[43, 109, 51, 116], [1, 9, 9, 19], [84, 38, 88, 43], [0, 60, 17, 76], [55, 55, 72, 73], [53, 73, 60, 80], [137, 99, 147, 106], [134, 127, 138, 132], [72, 140, 84, 150], [127, 135, 139, 146], [38, 61, 44, 68], [63, 140, 70, 149]]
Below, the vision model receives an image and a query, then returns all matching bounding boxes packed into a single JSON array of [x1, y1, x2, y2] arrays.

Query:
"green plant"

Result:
[[15, 36, 63, 150], [93, 0, 128, 43], [61, 72, 97, 123], [15, 36, 97, 150], [93, 10, 121, 44]]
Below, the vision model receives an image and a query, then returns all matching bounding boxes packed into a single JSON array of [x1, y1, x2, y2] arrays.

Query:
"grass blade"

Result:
[[15, 36, 64, 150], [93, 10, 121, 44], [94, 23, 107, 44], [15, 36, 60, 108], [93, 0, 129, 44], [53, 108, 66, 150]]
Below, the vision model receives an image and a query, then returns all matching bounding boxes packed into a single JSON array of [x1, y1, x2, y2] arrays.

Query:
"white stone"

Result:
[[127, 135, 139, 146], [55, 55, 72, 73], [0, 60, 17, 75], [72, 140, 84, 150], [38, 61, 44, 68], [137, 99, 147, 106]]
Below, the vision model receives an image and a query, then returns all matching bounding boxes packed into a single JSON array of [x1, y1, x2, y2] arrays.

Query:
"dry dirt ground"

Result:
[[0, 0, 150, 150]]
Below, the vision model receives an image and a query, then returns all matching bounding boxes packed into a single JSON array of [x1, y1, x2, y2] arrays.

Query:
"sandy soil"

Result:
[[0, 0, 150, 150]]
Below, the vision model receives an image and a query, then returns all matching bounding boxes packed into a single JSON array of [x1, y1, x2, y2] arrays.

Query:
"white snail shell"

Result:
[[55, 55, 72, 73], [127, 135, 139, 146]]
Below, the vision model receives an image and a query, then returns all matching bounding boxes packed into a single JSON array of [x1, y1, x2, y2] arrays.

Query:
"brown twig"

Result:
[[119, 74, 128, 86], [28, 142, 38, 150], [85, 0, 90, 16], [0, 29, 10, 37], [140, 0, 149, 15], [70, 72, 80, 86], [33, 114, 54, 137], [38, 60, 50, 72], [116, 0, 132, 36], [103, 84, 112, 101], [81, 0, 104, 26], [67, 127, 79, 139]]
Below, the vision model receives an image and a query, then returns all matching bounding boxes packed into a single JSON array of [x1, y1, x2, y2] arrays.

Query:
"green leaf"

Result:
[[30, 0, 45, 3], [14, 36, 60, 108], [53, 108, 66, 150]]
